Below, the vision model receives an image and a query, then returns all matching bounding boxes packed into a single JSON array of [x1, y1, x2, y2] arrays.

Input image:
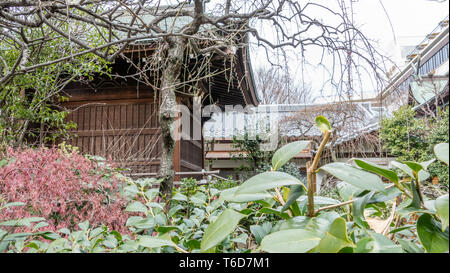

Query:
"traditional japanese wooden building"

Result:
[[60, 41, 258, 177]]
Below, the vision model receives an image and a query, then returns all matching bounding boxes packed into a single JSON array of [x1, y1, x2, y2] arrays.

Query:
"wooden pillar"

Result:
[[173, 97, 182, 182]]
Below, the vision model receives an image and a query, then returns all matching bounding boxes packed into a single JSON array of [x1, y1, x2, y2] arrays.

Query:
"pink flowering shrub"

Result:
[[0, 147, 129, 233]]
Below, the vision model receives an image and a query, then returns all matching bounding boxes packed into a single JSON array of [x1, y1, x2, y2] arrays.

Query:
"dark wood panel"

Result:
[[65, 100, 162, 174]]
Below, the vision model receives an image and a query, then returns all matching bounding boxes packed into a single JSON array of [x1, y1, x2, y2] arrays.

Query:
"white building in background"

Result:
[[379, 16, 449, 114]]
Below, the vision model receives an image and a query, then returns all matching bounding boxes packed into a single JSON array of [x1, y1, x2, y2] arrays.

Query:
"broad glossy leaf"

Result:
[[420, 159, 436, 170], [311, 196, 341, 205], [272, 141, 310, 171], [172, 192, 188, 202], [0, 217, 46, 227], [32, 221, 49, 231], [281, 184, 307, 212], [236, 171, 303, 194], [258, 207, 290, 220], [369, 232, 403, 253], [185, 239, 201, 250], [406, 181, 423, 210], [219, 187, 272, 203], [353, 191, 375, 229], [354, 159, 400, 187], [200, 209, 246, 252], [296, 196, 341, 215], [138, 236, 175, 248], [2, 202, 25, 208], [317, 217, 354, 253], [417, 213, 449, 253], [320, 162, 385, 192], [250, 222, 272, 244], [315, 115, 332, 134], [155, 226, 181, 234], [434, 143, 449, 165], [391, 161, 430, 182], [125, 201, 148, 213], [260, 229, 321, 253], [403, 161, 423, 173], [279, 212, 339, 238], [190, 192, 207, 205], [397, 238, 424, 253], [355, 231, 402, 253], [368, 186, 402, 204], [133, 217, 156, 229], [337, 182, 364, 201], [435, 194, 449, 231]]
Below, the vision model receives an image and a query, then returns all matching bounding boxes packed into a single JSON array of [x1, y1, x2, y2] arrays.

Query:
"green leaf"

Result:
[[320, 163, 385, 192], [403, 161, 423, 173], [420, 159, 436, 170], [260, 229, 321, 253], [145, 202, 164, 210], [364, 232, 403, 253], [78, 220, 90, 231], [353, 191, 375, 229], [281, 184, 306, 212], [368, 186, 402, 204], [0, 217, 46, 227], [236, 171, 303, 195], [32, 221, 49, 231], [434, 143, 449, 165], [406, 181, 423, 210], [391, 161, 430, 182], [125, 201, 148, 213], [354, 159, 400, 187], [185, 239, 201, 250], [337, 182, 364, 201], [138, 236, 175, 249], [315, 115, 332, 134], [310, 196, 341, 206], [435, 194, 449, 231], [190, 192, 207, 205], [397, 238, 424, 253], [272, 141, 309, 171], [417, 213, 449, 253], [2, 202, 25, 208], [172, 192, 188, 202], [258, 207, 290, 220], [279, 212, 339, 238], [200, 209, 246, 252], [318, 218, 355, 253], [0, 159, 8, 167], [250, 222, 272, 244], [219, 187, 272, 203], [103, 235, 118, 249], [155, 226, 180, 234]]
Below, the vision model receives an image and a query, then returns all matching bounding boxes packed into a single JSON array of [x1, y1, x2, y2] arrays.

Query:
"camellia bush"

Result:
[[0, 116, 448, 253]]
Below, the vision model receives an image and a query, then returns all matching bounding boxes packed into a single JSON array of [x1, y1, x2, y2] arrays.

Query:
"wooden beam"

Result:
[[173, 97, 182, 181]]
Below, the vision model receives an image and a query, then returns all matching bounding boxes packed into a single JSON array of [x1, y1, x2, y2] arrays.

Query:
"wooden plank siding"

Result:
[[64, 100, 162, 174], [61, 81, 204, 177]]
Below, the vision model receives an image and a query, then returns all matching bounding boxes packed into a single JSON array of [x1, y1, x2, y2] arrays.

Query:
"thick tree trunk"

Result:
[[158, 37, 185, 209]]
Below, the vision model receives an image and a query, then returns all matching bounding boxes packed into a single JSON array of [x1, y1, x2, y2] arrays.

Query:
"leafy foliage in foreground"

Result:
[[0, 117, 448, 253]]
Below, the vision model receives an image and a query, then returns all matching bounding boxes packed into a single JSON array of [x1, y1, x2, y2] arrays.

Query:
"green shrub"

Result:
[[380, 106, 449, 187]]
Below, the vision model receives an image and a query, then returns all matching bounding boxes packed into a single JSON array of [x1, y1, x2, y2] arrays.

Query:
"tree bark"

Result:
[[158, 37, 185, 209]]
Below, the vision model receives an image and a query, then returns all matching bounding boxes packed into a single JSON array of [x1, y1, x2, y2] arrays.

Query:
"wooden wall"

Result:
[[61, 79, 204, 177], [64, 99, 162, 174]]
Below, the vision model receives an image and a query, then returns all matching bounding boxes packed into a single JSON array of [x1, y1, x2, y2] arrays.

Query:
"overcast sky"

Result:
[[250, 0, 449, 103], [352, 0, 449, 60]]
